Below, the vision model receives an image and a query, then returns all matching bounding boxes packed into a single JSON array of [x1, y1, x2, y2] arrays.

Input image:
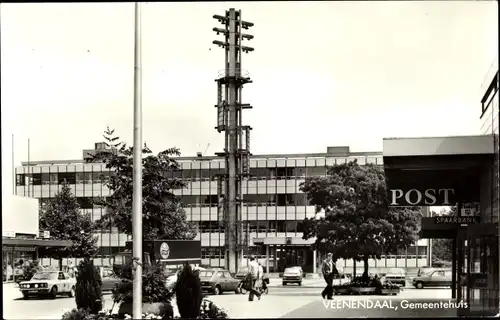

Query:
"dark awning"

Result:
[[383, 135, 494, 206], [2, 238, 72, 247]]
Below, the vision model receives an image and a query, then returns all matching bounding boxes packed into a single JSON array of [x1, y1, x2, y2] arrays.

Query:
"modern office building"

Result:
[[15, 145, 431, 274]]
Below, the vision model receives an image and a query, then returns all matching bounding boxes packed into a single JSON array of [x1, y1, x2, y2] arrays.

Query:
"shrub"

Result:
[[22, 260, 42, 281], [112, 264, 173, 304], [75, 258, 103, 314], [174, 263, 202, 319], [61, 308, 92, 320]]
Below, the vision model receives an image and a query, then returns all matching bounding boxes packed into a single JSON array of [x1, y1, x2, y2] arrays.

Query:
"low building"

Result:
[[2, 195, 71, 282]]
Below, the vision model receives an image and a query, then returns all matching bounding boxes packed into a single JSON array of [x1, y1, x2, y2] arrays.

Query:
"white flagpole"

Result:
[[132, 2, 143, 319]]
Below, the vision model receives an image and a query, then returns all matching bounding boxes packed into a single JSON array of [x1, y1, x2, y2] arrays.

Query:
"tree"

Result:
[[75, 258, 103, 314], [85, 127, 197, 241], [431, 207, 456, 263], [299, 160, 422, 280], [39, 182, 98, 270]]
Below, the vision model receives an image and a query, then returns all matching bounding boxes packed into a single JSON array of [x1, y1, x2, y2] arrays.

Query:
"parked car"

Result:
[[385, 268, 406, 287], [235, 266, 249, 280], [412, 269, 452, 289], [99, 267, 121, 291], [19, 271, 76, 299], [282, 266, 303, 286], [165, 265, 205, 290], [199, 269, 240, 295]]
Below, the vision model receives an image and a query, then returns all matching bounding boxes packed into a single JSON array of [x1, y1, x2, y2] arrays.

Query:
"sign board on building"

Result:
[[435, 216, 480, 224], [469, 273, 488, 288], [43, 231, 50, 239], [389, 188, 455, 206], [126, 240, 202, 265]]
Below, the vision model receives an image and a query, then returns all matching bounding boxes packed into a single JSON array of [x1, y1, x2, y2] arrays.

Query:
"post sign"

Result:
[[390, 188, 455, 206], [435, 216, 480, 224]]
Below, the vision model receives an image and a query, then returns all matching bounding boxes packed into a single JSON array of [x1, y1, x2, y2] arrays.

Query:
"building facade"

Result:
[[15, 146, 430, 274]]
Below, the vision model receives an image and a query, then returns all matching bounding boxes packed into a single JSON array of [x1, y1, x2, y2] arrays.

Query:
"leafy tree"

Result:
[[39, 182, 98, 270], [431, 207, 456, 263], [85, 127, 197, 241], [300, 160, 422, 280], [75, 257, 103, 314]]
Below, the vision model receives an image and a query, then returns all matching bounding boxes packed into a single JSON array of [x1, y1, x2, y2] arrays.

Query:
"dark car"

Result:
[[199, 269, 240, 295], [412, 269, 452, 289], [100, 267, 121, 291], [235, 266, 249, 280]]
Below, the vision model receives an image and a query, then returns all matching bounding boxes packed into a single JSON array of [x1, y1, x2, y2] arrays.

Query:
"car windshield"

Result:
[[285, 267, 301, 273], [32, 272, 57, 280], [199, 271, 215, 277]]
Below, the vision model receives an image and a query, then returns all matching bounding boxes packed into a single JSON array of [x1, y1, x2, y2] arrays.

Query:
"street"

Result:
[[3, 281, 455, 319]]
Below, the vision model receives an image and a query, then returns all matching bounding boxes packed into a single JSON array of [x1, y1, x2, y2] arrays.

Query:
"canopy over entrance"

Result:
[[383, 135, 493, 205]]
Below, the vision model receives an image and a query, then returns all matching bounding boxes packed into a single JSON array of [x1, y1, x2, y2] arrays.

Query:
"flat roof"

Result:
[[383, 135, 494, 157], [20, 150, 383, 166], [2, 238, 72, 247]]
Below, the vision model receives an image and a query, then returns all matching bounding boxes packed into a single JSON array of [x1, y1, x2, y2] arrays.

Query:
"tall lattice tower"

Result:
[[212, 8, 254, 274]]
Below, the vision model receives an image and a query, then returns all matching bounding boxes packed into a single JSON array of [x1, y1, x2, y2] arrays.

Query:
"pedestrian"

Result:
[[247, 255, 262, 301], [321, 253, 336, 299]]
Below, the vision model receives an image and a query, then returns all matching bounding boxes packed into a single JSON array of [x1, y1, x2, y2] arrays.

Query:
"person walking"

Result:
[[247, 255, 262, 301], [321, 253, 336, 299]]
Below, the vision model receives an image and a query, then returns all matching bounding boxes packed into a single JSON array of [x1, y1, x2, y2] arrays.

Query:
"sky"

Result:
[[1, 1, 498, 196]]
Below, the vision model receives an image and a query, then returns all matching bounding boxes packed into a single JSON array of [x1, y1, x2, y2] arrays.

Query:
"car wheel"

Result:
[[298, 282, 302, 286], [68, 286, 75, 297], [22, 293, 29, 300], [50, 286, 58, 299], [213, 285, 222, 295], [282, 282, 286, 286], [415, 282, 424, 289]]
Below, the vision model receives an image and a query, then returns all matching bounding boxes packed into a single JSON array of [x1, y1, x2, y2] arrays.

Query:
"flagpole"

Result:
[[132, 2, 143, 319]]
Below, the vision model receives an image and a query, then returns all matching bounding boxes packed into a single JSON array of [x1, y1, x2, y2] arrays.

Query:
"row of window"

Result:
[[17, 172, 112, 186], [195, 220, 305, 233], [181, 194, 309, 206], [36, 193, 309, 210], [15, 160, 384, 186], [39, 197, 107, 210]]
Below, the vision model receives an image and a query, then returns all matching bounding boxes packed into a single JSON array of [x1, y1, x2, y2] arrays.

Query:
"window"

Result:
[[77, 197, 93, 209], [84, 173, 92, 184], [306, 167, 325, 177], [50, 173, 58, 185], [16, 174, 25, 186], [58, 172, 76, 184], [76, 172, 84, 184], [32, 174, 42, 185], [250, 168, 272, 178], [92, 172, 103, 184], [41, 173, 50, 185]]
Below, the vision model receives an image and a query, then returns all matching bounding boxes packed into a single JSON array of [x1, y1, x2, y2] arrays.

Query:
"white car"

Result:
[[19, 271, 76, 299], [165, 266, 206, 290]]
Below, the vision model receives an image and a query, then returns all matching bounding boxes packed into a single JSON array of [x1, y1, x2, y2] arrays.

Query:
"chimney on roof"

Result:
[[196, 152, 203, 157]]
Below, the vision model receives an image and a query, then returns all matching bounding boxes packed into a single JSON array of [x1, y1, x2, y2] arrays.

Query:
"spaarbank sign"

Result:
[[390, 188, 455, 206]]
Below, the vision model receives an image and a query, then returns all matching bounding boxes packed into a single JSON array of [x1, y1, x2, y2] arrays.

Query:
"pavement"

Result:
[[3, 281, 456, 319]]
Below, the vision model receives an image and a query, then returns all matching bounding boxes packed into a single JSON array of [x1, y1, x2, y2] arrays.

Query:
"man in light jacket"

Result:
[[247, 256, 262, 301]]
